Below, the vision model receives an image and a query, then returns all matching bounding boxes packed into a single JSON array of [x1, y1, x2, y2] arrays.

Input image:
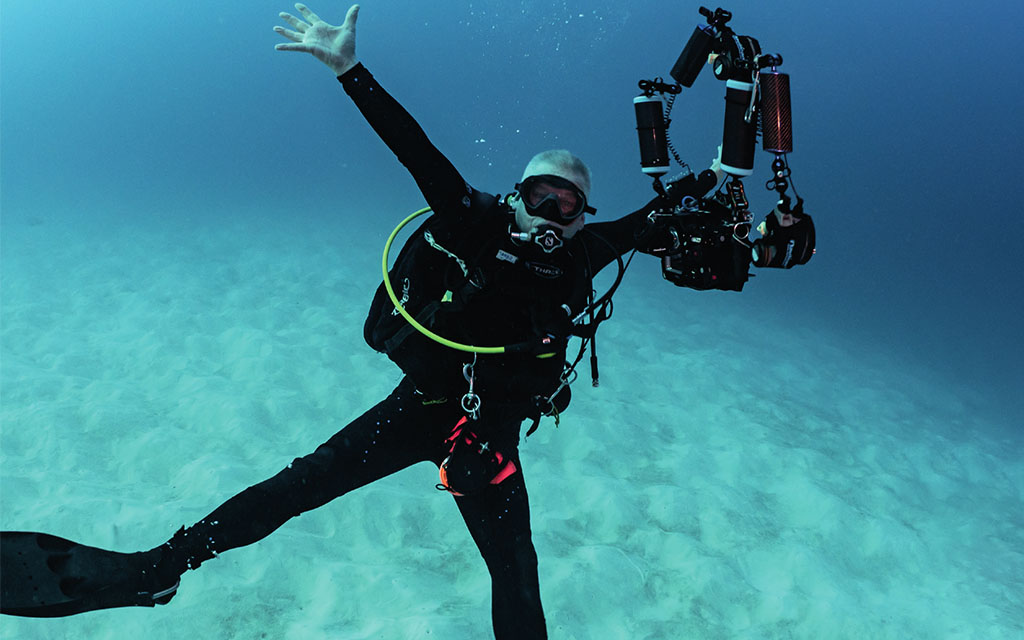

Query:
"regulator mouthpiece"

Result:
[[533, 226, 565, 253]]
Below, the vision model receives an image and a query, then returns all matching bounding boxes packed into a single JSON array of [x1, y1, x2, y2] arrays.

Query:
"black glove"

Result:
[[634, 169, 723, 257], [752, 198, 815, 268]]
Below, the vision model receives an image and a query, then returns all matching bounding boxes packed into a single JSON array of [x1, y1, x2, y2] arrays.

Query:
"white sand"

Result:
[[1, 205, 1021, 639]]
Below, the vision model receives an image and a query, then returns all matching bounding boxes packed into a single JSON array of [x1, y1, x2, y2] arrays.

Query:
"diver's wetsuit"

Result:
[[169, 64, 652, 640]]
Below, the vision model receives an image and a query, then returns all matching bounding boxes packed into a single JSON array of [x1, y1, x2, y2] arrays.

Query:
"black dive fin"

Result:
[[0, 531, 179, 618]]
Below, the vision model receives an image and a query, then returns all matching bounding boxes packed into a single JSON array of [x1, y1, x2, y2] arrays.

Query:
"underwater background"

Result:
[[2, 0, 1021, 638]]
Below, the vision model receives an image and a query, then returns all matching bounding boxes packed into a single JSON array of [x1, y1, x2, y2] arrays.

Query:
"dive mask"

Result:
[[515, 174, 596, 222]]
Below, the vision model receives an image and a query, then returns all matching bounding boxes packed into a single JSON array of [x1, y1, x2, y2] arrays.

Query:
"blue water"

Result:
[[3, 1, 1022, 637], [4, 1, 1020, 410]]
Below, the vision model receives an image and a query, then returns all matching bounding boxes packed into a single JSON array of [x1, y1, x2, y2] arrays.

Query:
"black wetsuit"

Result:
[[170, 64, 651, 640]]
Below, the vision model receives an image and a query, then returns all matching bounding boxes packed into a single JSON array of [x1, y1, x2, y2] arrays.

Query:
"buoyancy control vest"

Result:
[[363, 193, 593, 397]]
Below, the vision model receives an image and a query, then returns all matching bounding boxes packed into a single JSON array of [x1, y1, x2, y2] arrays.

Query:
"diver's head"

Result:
[[510, 150, 594, 241]]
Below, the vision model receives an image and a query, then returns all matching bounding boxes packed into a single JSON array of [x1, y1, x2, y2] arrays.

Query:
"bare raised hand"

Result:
[[274, 4, 360, 76]]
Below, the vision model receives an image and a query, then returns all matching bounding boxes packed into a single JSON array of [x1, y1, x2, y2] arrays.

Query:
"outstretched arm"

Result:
[[274, 3, 360, 76], [273, 4, 475, 221]]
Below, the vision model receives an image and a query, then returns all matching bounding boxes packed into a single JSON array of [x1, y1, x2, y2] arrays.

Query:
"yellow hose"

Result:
[[382, 207, 506, 354]]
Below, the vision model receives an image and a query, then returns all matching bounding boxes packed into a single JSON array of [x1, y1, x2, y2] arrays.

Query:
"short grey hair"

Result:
[[521, 149, 592, 198]]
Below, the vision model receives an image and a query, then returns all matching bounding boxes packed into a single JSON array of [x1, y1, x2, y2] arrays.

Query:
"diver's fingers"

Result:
[[295, 3, 323, 25], [342, 4, 360, 30], [275, 42, 315, 54], [273, 26, 304, 44], [278, 11, 308, 32]]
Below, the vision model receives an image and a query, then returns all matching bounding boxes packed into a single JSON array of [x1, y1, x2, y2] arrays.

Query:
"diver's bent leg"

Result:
[[163, 378, 435, 573], [454, 463, 547, 640]]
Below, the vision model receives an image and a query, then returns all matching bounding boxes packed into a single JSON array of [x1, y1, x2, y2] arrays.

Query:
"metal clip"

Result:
[[745, 68, 760, 124], [461, 355, 481, 420]]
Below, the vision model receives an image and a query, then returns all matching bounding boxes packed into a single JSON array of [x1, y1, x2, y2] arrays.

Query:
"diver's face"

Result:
[[511, 170, 589, 239], [512, 196, 585, 239]]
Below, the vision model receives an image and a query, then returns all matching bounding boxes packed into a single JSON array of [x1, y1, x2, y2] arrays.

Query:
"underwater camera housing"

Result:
[[634, 168, 755, 291], [633, 6, 813, 291]]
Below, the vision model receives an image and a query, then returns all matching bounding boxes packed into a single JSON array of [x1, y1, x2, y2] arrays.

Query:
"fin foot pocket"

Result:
[[1, 531, 180, 618]]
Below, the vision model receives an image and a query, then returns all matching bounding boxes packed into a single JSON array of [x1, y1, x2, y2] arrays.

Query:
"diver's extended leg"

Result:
[[164, 377, 448, 571], [454, 459, 547, 640], [2, 378, 448, 618]]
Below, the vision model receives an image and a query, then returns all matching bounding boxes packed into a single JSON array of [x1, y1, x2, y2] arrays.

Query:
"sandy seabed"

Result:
[[1, 205, 1021, 639]]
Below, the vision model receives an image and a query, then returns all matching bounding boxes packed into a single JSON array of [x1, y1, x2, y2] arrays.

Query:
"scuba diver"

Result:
[[1, 4, 815, 640]]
